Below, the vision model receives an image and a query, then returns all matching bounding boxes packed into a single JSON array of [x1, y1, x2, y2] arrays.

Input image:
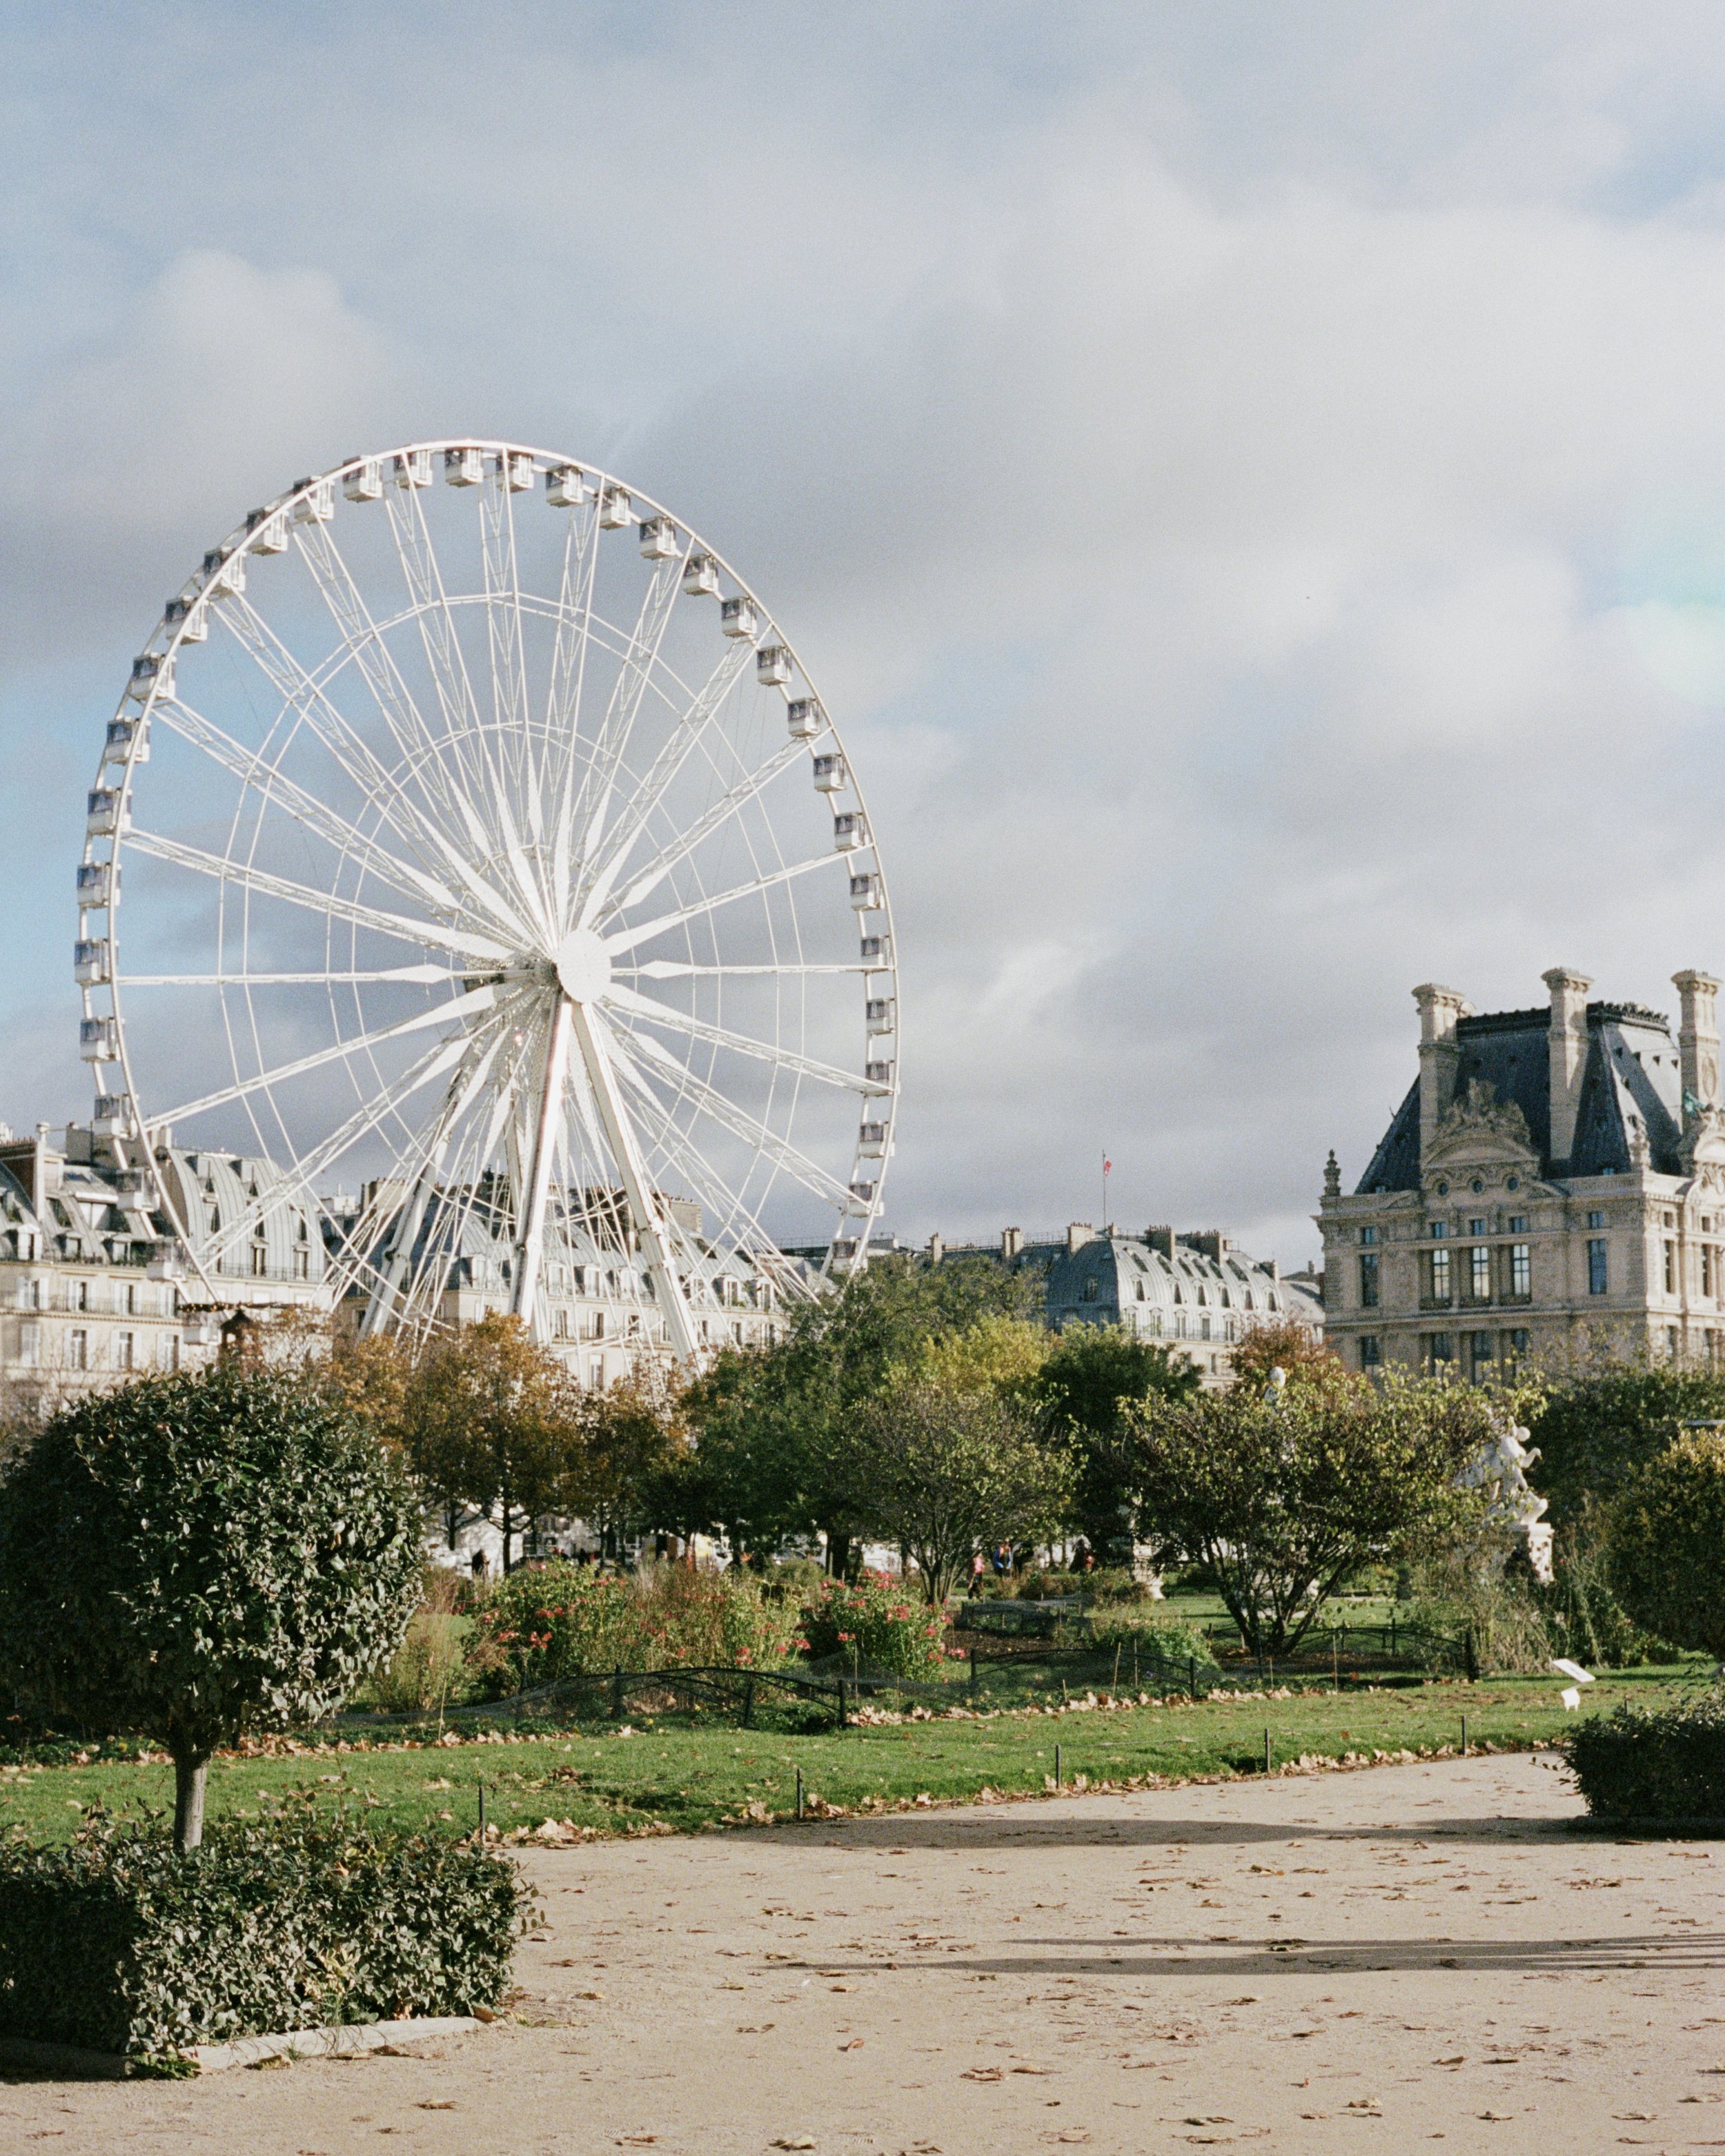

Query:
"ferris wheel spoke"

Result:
[[565, 998, 700, 1362], [589, 729, 803, 924], [152, 978, 505, 1127], [604, 1045, 791, 1273], [608, 1023, 853, 1207], [382, 487, 542, 916], [215, 597, 541, 948], [293, 521, 474, 836], [602, 848, 847, 958], [575, 633, 758, 920], [544, 504, 601, 927], [356, 1019, 515, 1329], [480, 470, 538, 835], [567, 555, 684, 891], [201, 1023, 486, 1277], [123, 827, 517, 965], [122, 965, 457, 987], [157, 696, 479, 922], [623, 960, 867, 979], [604, 981, 868, 1094]]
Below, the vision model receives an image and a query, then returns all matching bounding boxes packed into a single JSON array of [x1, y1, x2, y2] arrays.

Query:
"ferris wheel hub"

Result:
[[555, 925, 613, 1005]]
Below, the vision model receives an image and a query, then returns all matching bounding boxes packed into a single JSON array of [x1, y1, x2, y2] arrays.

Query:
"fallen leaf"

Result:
[[417, 2101, 457, 2111], [962, 2066, 1004, 2081], [838, 2039, 865, 2051], [471, 2006, 497, 2024], [771, 2142, 816, 2151]]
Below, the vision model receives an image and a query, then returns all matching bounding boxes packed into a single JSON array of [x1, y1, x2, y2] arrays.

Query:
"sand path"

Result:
[[5, 1752, 1722, 2154]]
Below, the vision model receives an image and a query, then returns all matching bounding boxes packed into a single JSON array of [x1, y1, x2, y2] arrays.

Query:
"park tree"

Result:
[[1119, 1369, 1506, 1658], [567, 1374, 690, 1555], [400, 1313, 577, 1571], [678, 1256, 1045, 1571], [1608, 1430, 1725, 1658], [1032, 1324, 1199, 1563], [0, 1364, 422, 1850], [1230, 1316, 1352, 1398], [845, 1380, 1074, 1605], [1527, 1361, 1725, 1525]]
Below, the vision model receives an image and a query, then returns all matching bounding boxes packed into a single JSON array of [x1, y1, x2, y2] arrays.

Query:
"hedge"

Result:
[[1567, 1696, 1725, 1821], [0, 1806, 531, 2063]]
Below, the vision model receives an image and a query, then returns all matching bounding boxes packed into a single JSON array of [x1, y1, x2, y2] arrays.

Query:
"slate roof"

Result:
[[1355, 1001, 1686, 1194]]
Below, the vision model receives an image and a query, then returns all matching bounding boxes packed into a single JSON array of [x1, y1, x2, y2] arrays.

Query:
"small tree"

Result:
[[1609, 1431, 1725, 1658], [1034, 1325, 1199, 1563], [1230, 1316, 1351, 1398], [0, 1365, 422, 1850], [568, 1374, 690, 1556], [401, 1314, 577, 1572], [847, 1381, 1074, 1605], [1120, 1370, 1503, 1657]]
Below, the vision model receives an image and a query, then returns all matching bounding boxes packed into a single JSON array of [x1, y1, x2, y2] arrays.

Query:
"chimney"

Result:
[[1414, 984, 1473, 1164], [1543, 966, 1593, 1169], [927, 1232, 945, 1265], [1066, 1222, 1095, 1254], [1000, 1227, 1023, 1260], [1674, 969, 1722, 1120]]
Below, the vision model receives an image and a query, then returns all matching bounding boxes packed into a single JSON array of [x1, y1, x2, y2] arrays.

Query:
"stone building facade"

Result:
[[1319, 966, 1725, 1376], [928, 1223, 1323, 1387]]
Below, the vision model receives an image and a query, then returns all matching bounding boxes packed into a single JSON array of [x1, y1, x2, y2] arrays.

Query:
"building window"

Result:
[[1588, 1238, 1608, 1295], [1175, 1310, 1188, 1338], [1707, 1246, 1717, 1300], [1668, 1326, 1681, 1358], [68, 1329, 88, 1372], [1665, 1240, 1677, 1294], [1428, 1248, 1451, 1301], [1508, 1214, 1528, 1234], [1587, 1209, 1604, 1229], [1425, 1332, 1454, 1369], [294, 1247, 310, 1279], [70, 1278, 88, 1312], [1199, 1313, 1212, 1341], [252, 1240, 268, 1278], [17, 1322, 39, 1369], [1428, 1220, 1448, 1239], [1080, 1277, 1099, 1302], [1468, 1245, 1491, 1300], [117, 1331, 134, 1372], [125, 1281, 138, 1316], [1468, 1217, 1486, 1237], [1361, 1225, 1379, 1245], [1509, 1243, 1531, 1298], [1360, 1336, 1381, 1368], [1359, 1252, 1380, 1308], [1470, 1330, 1494, 1378], [1149, 1309, 1163, 1336]]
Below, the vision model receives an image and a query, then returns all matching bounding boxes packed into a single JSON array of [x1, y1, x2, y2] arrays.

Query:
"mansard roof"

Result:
[[1355, 1000, 1686, 1194]]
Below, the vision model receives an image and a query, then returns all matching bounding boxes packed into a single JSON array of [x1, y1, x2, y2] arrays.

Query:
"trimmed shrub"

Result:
[[1568, 1697, 1725, 1821], [0, 1806, 530, 2062], [798, 1572, 949, 1679], [1609, 1432, 1725, 1659], [473, 1561, 797, 1694]]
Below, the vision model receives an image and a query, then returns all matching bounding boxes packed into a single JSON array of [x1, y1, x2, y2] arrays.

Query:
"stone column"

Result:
[[1673, 969, 1722, 1118], [1543, 967, 1593, 1170], [1414, 984, 1472, 1167]]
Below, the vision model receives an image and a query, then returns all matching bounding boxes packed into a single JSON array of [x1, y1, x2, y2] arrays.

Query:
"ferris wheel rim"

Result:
[[80, 438, 901, 1329]]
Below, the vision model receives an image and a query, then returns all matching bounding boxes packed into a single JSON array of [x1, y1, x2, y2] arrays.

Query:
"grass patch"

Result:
[[0, 1664, 1695, 1846]]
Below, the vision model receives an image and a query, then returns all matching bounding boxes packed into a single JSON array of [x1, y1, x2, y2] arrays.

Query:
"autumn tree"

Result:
[[400, 1314, 579, 1572], [1032, 1324, 1199, 1563]]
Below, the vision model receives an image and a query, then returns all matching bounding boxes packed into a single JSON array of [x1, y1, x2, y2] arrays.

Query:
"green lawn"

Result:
[[0, 1664, 1694, 1848]]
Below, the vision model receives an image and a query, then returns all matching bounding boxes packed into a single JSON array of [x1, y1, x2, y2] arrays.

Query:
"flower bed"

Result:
[[798, 1573, 950, 1680], [474, 1562, 797, 1694]]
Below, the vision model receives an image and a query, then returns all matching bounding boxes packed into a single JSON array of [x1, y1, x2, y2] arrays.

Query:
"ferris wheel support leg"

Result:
[[511, 997, 573, 1337], [566, 1001, 701, 1367]]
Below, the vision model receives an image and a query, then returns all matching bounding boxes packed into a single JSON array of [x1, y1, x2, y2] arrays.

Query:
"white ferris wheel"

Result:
[[75, 440, 899, 1358]]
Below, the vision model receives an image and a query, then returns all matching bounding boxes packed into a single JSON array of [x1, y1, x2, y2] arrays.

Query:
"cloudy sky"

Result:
[[8, 2, 1725, 1266]]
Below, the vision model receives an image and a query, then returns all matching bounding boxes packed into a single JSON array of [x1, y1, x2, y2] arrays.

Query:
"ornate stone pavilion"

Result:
[[1319, 967, 1725, 1377]]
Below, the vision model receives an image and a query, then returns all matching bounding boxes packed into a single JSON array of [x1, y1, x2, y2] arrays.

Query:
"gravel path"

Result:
[[6, 1752, 1722, 2153]]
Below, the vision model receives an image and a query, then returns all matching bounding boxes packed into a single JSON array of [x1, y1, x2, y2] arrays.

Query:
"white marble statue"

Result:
[[1458, 1417, 1555, 1584]]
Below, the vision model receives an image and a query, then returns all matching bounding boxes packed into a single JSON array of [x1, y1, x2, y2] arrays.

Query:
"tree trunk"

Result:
[[173, 1749, 210, 1854]]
